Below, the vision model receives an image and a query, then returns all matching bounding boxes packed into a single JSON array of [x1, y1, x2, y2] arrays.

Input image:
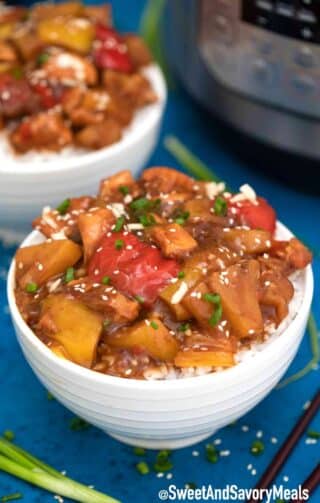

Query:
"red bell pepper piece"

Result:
[[228, 197, 276, 234], [88, 232, 179, 305], [93, 23, 133, 73]]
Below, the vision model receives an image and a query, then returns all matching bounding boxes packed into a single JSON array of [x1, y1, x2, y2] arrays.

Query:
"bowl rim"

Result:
[[7, 223, 314, 390], [0, 64, 166, 175]]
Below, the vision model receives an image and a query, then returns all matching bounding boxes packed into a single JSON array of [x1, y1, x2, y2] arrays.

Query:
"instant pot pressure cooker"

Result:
[[166, 0, 320, 161]]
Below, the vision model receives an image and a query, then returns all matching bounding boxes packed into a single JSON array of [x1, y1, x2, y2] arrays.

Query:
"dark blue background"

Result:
[[0, 1, 319, 502]]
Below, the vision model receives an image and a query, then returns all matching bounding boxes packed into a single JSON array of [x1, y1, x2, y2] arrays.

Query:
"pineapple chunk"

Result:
[[160, 268, 202, 321], [41, 294, 102, 367], [37, 17, 94, 54], [107, 318, 179, 361], [221, 229, 272, 254], [16, 240, 82, 288], [175, 350, 234, 368], [208, 260, 263, 339]]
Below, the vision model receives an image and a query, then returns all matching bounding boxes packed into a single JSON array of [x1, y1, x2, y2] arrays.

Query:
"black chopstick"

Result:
[[247, 389, 320, 503], [289, 463, 320, 503]]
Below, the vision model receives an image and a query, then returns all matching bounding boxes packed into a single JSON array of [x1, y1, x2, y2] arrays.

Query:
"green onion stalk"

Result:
[[164, 135, 319, 388], [139, 0, 172, 85], [0, 438, 119, 503]]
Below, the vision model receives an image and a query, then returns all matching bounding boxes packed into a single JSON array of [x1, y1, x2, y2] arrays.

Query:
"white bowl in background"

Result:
[[0, 64, 166, 235], [7, 223, 313, 449]]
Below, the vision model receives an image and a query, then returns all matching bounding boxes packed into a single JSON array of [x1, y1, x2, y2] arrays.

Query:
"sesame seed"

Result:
[[271, 437, 278, 444], [220, 450, 230, 457], [192, 450, 199, 456], [242, 425, 249, 432], [256, 430, 263, 438], [251, 469, 257, 476], [213, 439, 222, 445], [283, 476, 289, 482]]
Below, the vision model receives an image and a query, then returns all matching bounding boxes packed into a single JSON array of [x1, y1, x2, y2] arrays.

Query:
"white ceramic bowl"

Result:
[[0, 64, 166, 234], [7, 223, 313, 449]]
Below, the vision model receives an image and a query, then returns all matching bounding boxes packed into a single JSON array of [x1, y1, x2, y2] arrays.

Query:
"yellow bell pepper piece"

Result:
[[37, 17, 94, 54]]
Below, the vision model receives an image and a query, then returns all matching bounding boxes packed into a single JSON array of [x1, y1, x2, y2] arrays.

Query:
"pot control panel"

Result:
[[199, 0, 320, 118]]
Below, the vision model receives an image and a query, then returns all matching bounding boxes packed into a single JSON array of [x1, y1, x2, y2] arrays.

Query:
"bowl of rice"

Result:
[[7, 167, 313, 449], [0, 2, 166, 236]]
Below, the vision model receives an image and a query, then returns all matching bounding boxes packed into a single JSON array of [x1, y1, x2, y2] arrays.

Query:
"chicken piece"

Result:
[[182, 281, 218, 329], [69, 281, 140, 323], [259, 271, 294, 325], [42, 52, 97, 86], [183, 198, 214, 221], [11, 26, 43, 61], [123, 34, 153, 70], [99, 170, 136, 200], [208, 260, 263, 339], [142, 167, 195, 195], [78, 207, 115, 262], [75, 118, 122, 150], [31, 2, 83, 21], [62, 87, 109, 126], [271, 238, 312, 270], [10, 113, 72, 153], [148, 223, 198, 259], [84, 4, 112, 24], [33, 196, 92, 239], [103, 70, 157, 108], [0, 6, 27, 25], [106, 95, 134, 126], [0, 41, 18, 63], [0, 74, 38, 119]]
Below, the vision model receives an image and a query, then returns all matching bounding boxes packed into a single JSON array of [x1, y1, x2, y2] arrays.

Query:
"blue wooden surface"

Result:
[[0, 1, 319, 502]]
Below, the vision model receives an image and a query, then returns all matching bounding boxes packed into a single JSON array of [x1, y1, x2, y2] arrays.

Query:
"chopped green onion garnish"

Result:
[[178, 323, 190, 332], [103, 319, 111, 330], [203, 293, 221, 304], [177, 271, 185, 279], [25, 282, 38, 294], [130, 198, 150, 211], [186, 483, 197, 490], [69, 417, 90, 432], [134, 295, 145, 304], [307, 430, 320, 439], [136, 461, 149, 475], [37, 53, 50, 66], [153, 450, 173, 472], [214, 196, 227, 216], [119, 185, 130, 195], [11, 68, 23, 80], [0, 493, 23, 502], [205, 444, 219, 463], [114, 239, 124, 250], [250, 440, 265, 456], [114, 216, 125, 232], [47, 392, 54, 401], [56, 198, 71, 215], [133, 447, 146, 456], [64, 267, 75, 283], [209, 304, 223, 327], [102, 276, 110, 285], [3, 431, 14, 442], [174, 211, 190, 226], [150, 321, 158, 330], [139, 214, 155, 227]]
